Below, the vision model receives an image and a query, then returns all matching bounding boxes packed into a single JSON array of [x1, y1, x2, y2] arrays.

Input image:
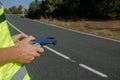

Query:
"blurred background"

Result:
[[1, 0, 120, 40]]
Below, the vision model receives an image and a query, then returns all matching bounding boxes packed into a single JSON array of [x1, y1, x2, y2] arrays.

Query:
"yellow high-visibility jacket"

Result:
[[0, 2, 30, 80]]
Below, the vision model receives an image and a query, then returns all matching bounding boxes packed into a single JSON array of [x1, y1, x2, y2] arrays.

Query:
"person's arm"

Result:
[[0, 47, 17, 65], [0, 36, 44, 66]]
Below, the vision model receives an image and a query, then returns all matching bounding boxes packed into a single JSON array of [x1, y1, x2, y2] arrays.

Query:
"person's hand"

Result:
[[12, 33, 28, 43], [12, 36, 44, 63]]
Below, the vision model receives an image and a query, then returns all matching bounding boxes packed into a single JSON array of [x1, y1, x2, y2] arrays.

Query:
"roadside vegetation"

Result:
[[40, 18, 120, 40], [5, 0, 120, 40]]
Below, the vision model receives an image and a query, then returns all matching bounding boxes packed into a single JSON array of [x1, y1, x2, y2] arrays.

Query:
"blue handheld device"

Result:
[[30, 37, 57, 47]]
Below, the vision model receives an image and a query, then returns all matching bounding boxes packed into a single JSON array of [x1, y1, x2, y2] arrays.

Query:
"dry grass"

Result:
[[39, 18, 120, 40]]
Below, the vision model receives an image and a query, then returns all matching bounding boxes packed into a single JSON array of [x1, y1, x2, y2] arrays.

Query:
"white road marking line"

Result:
[[7, 20, 25, 34], [8, 19, 108, 78], [79, 64, 108, 78], [44, 46, 108, 78], [44, 46, 70, 60]]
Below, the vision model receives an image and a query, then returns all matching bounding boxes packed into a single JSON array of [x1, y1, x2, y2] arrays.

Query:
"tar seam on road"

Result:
[[7, 19, 108, 78]]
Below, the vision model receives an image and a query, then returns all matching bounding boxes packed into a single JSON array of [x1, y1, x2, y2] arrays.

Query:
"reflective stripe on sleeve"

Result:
[[11, 65, 27, 80]]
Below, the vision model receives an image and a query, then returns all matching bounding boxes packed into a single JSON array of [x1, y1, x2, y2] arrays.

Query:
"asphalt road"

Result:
[[6, 14, 120, 80]]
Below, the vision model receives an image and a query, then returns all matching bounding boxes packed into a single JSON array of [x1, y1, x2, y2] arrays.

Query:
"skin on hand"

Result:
[[0, 34, 44, 65], [12, 33, 28, 43], [13, 35, 44, 63]]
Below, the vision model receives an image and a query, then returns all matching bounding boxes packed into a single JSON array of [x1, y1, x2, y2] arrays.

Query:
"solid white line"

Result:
[[79, 64, 108, 78], [7, 20, 25, 34], [44, 46, 70, 60]]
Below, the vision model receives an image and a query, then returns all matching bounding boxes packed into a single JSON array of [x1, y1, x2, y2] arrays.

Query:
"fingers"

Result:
[[14, 35, 44, 63], [24, 47, 44, 63], [32, 47, 44, 57], [22, 36, 35, 44], [16, 33, 28, 38], [20, 33, 28, 38], [12, 33, 29, 43], [36, 46, 44, 52]]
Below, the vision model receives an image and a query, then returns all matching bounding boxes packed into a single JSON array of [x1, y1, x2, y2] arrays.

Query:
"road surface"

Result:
[[6, 14, 120, 80]]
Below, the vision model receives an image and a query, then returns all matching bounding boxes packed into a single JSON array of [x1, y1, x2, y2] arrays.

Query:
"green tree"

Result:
[[27, 0, 120, 20], [40, 0, 63, 18], [5, 5, 26, 14], [9, 6, 18, 14], [52, 0, 80, 18], [4, 8, 11, 14], [100, 0, 120, 19], [27, 2, 41, 18], [18, 5, 24, 13], [35, 0, 38, 2]]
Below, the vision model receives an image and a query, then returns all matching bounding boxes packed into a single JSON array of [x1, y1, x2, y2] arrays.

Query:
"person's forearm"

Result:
[[0, 47, 17, 66]]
